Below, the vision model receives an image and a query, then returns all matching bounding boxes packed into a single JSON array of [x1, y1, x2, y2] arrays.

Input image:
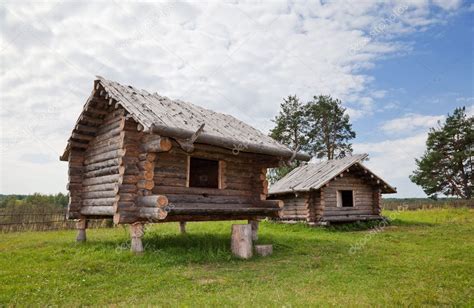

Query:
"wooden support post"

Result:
[[248, 219, 259, 241], [76, 219, 87, 242], [179, 221, 187, 234], [130, 223, 145, 254], [231, 224, 253, 259]]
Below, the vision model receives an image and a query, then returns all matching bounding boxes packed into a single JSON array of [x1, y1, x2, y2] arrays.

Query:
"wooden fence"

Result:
[[382, 199, 473, 211], [0, 208, 112, 233]]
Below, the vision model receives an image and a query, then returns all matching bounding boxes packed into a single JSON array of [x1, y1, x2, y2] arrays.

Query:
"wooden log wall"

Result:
[[80, 109, 126, 216], [320, 172, 377, 219], [113, 118, 145, 224], [152, 143, 278, 221], [307, 190, 323, 222], [67, 149, 85, 219], [271, 193, 309, 221], [373, 188, 382, 215]]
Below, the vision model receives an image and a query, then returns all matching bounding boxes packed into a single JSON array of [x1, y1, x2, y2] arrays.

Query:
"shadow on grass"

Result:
[[78, 226, 343, 265], [325, 218, 435, 232], [388, 218, 435, 227]]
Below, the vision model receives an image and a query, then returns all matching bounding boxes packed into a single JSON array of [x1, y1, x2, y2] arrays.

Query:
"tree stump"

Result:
[[255, 244, 273, 257], [231, 224, 253, 259], [179, 221, 187, 234], [248, 219, 259, 241], [76, 219, 87, 242], [130, 223, 145, 254]]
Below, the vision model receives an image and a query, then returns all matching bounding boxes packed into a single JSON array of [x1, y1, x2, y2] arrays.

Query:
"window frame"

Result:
[[336, 190, 355, 208], [186, 156, 223, 189]]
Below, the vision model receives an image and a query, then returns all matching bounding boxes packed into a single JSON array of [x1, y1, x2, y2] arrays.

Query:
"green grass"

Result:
[[1, 208, 473, 307]]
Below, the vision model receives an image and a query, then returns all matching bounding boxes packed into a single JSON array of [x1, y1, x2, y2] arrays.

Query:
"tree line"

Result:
[[269, 95, 472, 200], [0, 193, 69, 210]]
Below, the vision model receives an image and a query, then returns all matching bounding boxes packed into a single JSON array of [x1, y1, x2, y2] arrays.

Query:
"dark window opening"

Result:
[[189, 157, 219, 188], [340, 190, 354, 207]]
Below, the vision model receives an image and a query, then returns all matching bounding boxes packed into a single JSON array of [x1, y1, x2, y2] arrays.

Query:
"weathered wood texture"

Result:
[[320, 172, 376, 220], [68, 107, 282, 224], [231, 224, 253, 259], [67, 150, 85, 219], [271, 170, 384, 223], [151, 143, 280, 221], [307, 190, 323, 222], [75, 219, 87, 242], [130, 223, 145, 254], [81, 109, 126, 214], [273, 193, 310, 221], [255, 244, 273, 257], [90, 77, 310, 161], [248, 220, 259, 241], [114, 118, 161, 224]]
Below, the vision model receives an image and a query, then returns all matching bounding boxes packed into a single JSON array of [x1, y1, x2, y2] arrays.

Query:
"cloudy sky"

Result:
[[0, 0, 473, 197]]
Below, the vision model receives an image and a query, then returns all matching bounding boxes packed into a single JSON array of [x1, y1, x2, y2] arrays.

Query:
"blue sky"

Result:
[[0, 0, 473, 197], [357, 4, 472, 133]]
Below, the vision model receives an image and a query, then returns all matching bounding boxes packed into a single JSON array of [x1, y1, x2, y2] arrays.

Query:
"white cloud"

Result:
[[381, 113, 445, 135], [354, 132, 428, 197], [466, 105, 474, 117], [432, 0, 462, 11], [0, 1, 463, 194]]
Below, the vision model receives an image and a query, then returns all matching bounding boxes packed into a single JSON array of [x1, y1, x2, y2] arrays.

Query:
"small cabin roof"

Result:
[[268, 154, 397, 195], [60, 77, 310, 161]]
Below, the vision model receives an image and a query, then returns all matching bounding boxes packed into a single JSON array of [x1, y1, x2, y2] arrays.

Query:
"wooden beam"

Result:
[[151, 124, 311, 161], [136, 195, 169, 208], [141, 135, 172, 152]]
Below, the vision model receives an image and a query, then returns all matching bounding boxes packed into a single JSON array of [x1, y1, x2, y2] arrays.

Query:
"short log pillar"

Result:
[[179, 221, 187, 234], [231, 224, 253, 259], [248, 219, 259, 241], [255, 244, 273, 257], [130, 223, 145, 254], [76, 219, 87, 242]]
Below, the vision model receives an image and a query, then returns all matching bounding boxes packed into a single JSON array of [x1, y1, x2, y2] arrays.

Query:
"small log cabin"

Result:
[[60, 76, 310, 252], [268, 154, 396, 224]]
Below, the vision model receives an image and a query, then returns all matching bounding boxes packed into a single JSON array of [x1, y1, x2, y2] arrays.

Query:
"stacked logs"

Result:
[[80, 109, 126, 216], [113, 123, 172, 224], [279, 194, 309, 220], [67, 150, 85, 219], [373, 188, 382, 215], [115, 119, 142, 219], [302, 191, 324, 222]]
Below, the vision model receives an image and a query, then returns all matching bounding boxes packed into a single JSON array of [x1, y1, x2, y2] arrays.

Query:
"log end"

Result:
[[160, 137, 172, 152]]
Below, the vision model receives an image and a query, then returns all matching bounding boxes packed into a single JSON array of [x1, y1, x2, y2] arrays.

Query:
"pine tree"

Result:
[[269, 95, 308, 151], [268, 95, 308, 182], [410, 107, 473, 199], [268, 94, 356, 182], [304, 95, 356, 159]]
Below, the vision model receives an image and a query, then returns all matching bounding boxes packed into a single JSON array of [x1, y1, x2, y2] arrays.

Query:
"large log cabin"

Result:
[[60, 77, 310, 252], [268, 154, 396, 225]]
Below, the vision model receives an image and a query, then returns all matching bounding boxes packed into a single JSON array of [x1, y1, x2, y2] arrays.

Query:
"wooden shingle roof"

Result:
[[61, 77, 311, 161], [269, 154, 397, 195]]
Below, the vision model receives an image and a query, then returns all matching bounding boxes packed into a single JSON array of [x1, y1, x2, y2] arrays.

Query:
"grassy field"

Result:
[[1, 208, 473, 307]]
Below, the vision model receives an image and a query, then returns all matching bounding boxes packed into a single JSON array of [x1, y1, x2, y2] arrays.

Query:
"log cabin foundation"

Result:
[[248, 219, 259, 241], [179, 221, 187, 234], [130, 223, 145, 254], [76, 219, 87, 242], [60, 77, 311, 253], [231, 224, 253, 259]]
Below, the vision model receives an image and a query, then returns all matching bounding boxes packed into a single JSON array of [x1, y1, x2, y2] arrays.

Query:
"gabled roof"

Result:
[[60, 77, 311, 161], [268, 154, 397, 195]]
